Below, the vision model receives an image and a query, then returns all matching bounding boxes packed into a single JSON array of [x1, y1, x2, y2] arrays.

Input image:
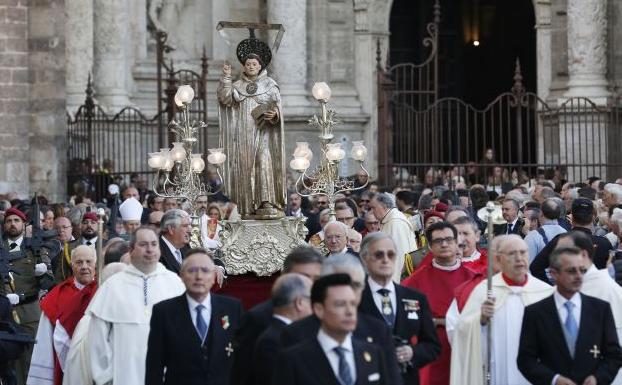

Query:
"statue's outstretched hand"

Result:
[[222, 63, 232, 76]]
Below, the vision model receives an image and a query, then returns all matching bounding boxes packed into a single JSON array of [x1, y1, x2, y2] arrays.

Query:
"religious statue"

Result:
[[217, 34, 286, 219]]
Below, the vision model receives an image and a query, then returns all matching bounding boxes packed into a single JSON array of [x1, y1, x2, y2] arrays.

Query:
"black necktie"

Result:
[[86, 241, 92, 246], [377, 288, 395, 327], [507, 224, 513, 234], [9, 242, 17, 250]]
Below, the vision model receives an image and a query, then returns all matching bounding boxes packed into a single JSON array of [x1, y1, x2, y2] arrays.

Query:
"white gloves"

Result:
[[34, 263, 48, 276], [6, 293, 19, 305]]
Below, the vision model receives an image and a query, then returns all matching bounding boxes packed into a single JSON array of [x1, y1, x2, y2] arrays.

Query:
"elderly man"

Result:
[[369, 193, 417, 281], [449, 235, 553, 385], [28, 245, 99, 385], [86, 227, 186, 385], [524, 198, 567, 262], [53, 217, 77, 283], [252, 273, 313, 385], [361, 211, 380, 237], [324, 221, 358, 258], [604, 183, 622, 210], [358, 233, 440, 385], [145, 249, 243, 385], [158, 209, 226, 282]]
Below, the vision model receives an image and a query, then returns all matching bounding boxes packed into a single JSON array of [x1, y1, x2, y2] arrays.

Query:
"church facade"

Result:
[[0, 0, 620, 201]]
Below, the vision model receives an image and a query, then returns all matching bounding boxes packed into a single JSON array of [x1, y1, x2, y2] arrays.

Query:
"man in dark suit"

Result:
[[159, 209, 226, 281], [231, 246, 323, 385], [325, 221, 360, 259], [281, 253, 403, 385], [145, 248, 243, 385], [253, 273, 313, 385], [273, 273, 390, 385], [358, 232, 440, 385], [493, 198, 525, 237], [286, 192, 320, 237], [518, 246, 622, 385]]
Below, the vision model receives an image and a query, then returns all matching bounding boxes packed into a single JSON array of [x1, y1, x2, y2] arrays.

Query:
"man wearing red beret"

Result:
[[2, 206, 54, 384]]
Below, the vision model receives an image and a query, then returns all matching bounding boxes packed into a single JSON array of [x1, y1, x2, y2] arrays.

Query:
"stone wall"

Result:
[[0, 0, 30, 198], [0, 0, 66, 201]]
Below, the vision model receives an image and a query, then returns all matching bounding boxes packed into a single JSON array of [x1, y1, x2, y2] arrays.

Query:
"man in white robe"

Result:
[[449, 235, 553, 385], [86, 227, 185, 385], [61, 262, 127, 385], [369, 193, 417, 282], [555, 230, 622, 384]]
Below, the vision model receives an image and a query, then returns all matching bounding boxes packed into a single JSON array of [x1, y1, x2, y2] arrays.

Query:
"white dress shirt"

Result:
[[82, 236, 97, 247], [317, 329, 356, 384], [7, 235, 23, 251], [461, 249, 482, 263], [273, 314, 292, 325], [186, 293, 212, 341], [162, 236, 183, 264], [368, 277, 397, 317], [506, 218, 519, 234]]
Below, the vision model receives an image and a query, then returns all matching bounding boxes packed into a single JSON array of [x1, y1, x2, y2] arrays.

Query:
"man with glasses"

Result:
[[325, 221, 359, 258], [448, 235, 553, 385], [336, 206, 356, 229], [359, 233, 440, 385], [362, 211, 380, 237], [518, 247, 622, 385], [402, 222, 477, 385]]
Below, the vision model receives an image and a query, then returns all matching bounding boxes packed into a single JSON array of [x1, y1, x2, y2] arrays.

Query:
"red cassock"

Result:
[[415, 248, 488, 274], [402, 263, 477, 385], [40, 278, 97, 385]]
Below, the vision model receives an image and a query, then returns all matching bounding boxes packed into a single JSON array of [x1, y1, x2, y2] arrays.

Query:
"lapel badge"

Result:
[[221, 315, 230, 330], [364, 351, 372, 362], [402, 299, 420, 312], [367, 336, 374, 343], [225, 342, 234, 357]]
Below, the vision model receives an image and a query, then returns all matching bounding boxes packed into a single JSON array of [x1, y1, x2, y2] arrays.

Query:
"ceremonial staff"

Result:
[[96, 208, 105, 285], [477, 201, 504, 385]]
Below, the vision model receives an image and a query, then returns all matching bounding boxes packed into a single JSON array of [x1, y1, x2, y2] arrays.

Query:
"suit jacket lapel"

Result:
[[361, 283, 384, 321], [178, 295, 204, 352], [544, 296, 574, 361], [353, 340, 373, 385], [574, 294, 595, 362], [159, 238, 180, 272], [208, 295, 226, 358], [306, 340, 341, 385], [393, 285, 405, 334]]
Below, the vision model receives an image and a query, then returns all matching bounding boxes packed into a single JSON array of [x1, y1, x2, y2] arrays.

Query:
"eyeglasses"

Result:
[[149, 222, 161, 227], [326, 235, 344, 241], [185, 266, 212, 274], [365, 221, 379, 226], [429, 236, 456, 246], [371, 251, 396, 260], [360, 199, 370, 203]]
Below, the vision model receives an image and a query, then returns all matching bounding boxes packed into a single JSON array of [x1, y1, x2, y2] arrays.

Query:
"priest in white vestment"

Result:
[[61, 263, 127, 385], [85, 228, 185, 385], [449, 235, 553, 385], [556, 231, 622, 384]]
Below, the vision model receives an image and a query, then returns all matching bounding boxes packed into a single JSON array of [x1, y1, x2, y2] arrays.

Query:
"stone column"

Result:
[[93, 0, 131, 111], [65, 0, 93, 113], [267, 0, 308, 108], [564, 0, 609, 104]]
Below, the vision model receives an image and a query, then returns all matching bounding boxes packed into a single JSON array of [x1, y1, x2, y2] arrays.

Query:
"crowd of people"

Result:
[[1, 166, 622, 385]]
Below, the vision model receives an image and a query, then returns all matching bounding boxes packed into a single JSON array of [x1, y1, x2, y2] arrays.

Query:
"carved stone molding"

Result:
[[219, 217, 308, 276]]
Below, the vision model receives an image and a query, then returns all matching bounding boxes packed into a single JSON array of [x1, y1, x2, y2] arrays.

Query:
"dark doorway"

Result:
[[389, 0, 537, 108]]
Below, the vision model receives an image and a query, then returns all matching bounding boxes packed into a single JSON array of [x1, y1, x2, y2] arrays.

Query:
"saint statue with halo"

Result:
[[217, 31, 286, 219]]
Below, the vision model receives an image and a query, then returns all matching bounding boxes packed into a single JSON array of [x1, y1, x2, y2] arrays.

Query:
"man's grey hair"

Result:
[[549, 246, 582, 270], [160, 209, 189, 232], [610, 208, 622, 229], [271, 273, 311, 308], [323, 220, 349, 235], [505, 190, 527, 206], [373, 193, 396, 209], [360, 232, 396, 260], [66, 206, 85, 226], [605, 183, 622, 204], [567, 187, 580, 200], [71, 244, 96, 260], [321, 253, 366, 280], [492, 234, 525, 255], [452, 215, 480, 233]]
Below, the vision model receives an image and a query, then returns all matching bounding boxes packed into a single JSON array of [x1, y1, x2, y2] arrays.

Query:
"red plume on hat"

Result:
[[4, 207, 27, 222]]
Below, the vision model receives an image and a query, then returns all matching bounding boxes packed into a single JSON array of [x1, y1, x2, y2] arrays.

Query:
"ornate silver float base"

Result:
[[219, 217, 308, 276]]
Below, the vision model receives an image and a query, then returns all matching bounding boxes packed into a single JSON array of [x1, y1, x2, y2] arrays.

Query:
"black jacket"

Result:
[[158, 237, 226, 275], [272, 337, 390, 385], [145, 293, 243, 385], [252, 317, 287, 385], [280, 313, 403, 385], [359, 281, 441, 385], [517, 293, 622, 385], [493, 218, 525, 237], [230, 299, 274, 385]]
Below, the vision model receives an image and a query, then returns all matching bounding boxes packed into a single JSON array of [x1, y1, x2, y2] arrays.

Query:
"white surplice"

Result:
[[61, 315, 92, 385], [27, 313, 55, 385], [449, 273, 553, 385], [85, 263, 185, 385]]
